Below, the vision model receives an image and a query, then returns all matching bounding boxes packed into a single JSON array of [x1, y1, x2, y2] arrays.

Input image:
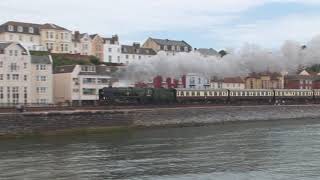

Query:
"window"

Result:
[[19, 35, 23, 41], [60, 33, 64, 40], [50, 32, 54, 39], [83, 78, 96, 84], [117, 56, 120, 63], [36, 64, 47, 70], [30, 36, 33, 42], [60, 44, 64, 51], [82, 88, 96, 95], [10, 63, 18, 71], [64, 33, 69, 40], [8, 25, 14, 31], [12, 87, 19, 104], [14, 50, 18, 56], [7, 74, 10, 80], [46, 32, 49, 39], [108, 55, 112, 62], [64, 44, 69, 52], [0, 87, 3, 100], [138, 56, 141, 60], [0, 61, 2, 68], [24, 63, 27, 69], [108, 48, 112, 52], [81, 66, 95, 72], [37, 76, 47, 81], [12, 74, 19, 80], [29, 27, 34, 33], [97, 78, 110, 84], [18, 26, 23, 32], [36, 87, 47, 93], [0, 74, 3, 80], [9, 50, 13, 56], [73, 89, 79, 93], [24, 75, 27, 81], [125, 55, 129, 59]]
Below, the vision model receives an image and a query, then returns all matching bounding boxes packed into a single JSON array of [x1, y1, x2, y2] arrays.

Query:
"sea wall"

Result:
[[0, 105, 320, 136]]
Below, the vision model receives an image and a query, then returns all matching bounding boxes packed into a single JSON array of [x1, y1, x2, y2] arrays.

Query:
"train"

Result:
[[99, 87, 320, 105]]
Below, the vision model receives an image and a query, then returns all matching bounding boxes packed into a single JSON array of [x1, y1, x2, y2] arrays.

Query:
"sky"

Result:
[[1, 0, 320, 50]]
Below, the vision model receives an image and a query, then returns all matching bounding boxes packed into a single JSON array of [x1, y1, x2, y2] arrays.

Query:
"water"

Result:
[[1, 119, 320, 179]]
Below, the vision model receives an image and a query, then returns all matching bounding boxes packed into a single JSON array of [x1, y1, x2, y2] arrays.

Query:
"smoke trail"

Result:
[[120, 35, 320, 84]]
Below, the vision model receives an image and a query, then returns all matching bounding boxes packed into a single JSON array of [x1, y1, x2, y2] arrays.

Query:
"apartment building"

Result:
[[0, 21, 45, 51], [121, 43, 156, 64], [53, 64, 117, 105], [0, 42, 53, 106], [40, 23, 72, 53], [245, 72, 284, 89], [72, 31, 92, 55], [90, 34, 104, 61], [185, 73, 210, 89], [103, 35, 121, 63], [143, 37, 192, 55]]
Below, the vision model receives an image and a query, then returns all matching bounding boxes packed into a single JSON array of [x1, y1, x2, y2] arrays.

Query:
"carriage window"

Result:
[[209, 91, 212, 96], [204, 92, 208, 96], [186, 92, 190, 96], [191, 92, 195, 96], [197, 92, 201, 96], [230, 92, 234, 96]]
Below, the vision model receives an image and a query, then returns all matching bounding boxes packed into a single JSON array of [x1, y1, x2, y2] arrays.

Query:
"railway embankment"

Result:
[[0, 105, 320, 137]]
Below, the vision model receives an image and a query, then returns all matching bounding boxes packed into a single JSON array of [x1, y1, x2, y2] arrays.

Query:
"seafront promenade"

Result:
[[1, 105, 320, 137]]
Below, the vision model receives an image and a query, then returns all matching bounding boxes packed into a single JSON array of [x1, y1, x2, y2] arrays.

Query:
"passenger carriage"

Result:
[[176, 88, 229, 104], [228, 89, 274, 104], [274, 89, 314, 104]]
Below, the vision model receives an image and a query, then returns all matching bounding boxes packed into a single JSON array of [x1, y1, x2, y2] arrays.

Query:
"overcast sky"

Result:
[[1, 0, 320, 49]]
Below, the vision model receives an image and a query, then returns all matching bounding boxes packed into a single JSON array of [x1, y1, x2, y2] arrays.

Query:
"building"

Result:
[[40, 23, 72, 54], [210, 77, 245, 89], [53, 64, 117, 105], [245, 72, 284, 89], [121, 43, 156, 64], [185, 73, 210, 89], [72, 31, 92, 55], [103, 35, 121, 63], [142, 37, 192, 55], [284, 70, 320, 89], [90, 34, 104, 61], [0, 42, 53, 106], [0, 21, 46, 51]]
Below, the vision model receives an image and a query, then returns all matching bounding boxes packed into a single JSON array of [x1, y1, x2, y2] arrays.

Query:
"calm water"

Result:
[[1, 119, 320, 180]]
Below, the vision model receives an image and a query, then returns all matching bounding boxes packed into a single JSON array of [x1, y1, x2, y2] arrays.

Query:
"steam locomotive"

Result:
[[99, 87, 320, 105]]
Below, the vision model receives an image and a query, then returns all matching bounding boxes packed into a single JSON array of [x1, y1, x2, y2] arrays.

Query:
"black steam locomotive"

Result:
[[99, 87, 320, 105]]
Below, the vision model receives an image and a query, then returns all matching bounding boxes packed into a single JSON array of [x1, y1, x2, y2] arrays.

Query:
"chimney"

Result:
[[112, 34, 119, 43], [133, 42, 140, 49]]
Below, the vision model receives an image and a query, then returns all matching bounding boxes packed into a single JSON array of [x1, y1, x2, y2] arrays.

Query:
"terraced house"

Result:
[[0, 42, 53, 106], [143, 37, 192, 56]]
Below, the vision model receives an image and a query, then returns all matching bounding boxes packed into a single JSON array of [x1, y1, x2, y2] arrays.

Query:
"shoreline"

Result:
[[1, 105, 320, 138]]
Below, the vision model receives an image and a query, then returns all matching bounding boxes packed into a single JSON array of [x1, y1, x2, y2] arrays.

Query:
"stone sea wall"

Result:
[[0, 105, 320, 136]]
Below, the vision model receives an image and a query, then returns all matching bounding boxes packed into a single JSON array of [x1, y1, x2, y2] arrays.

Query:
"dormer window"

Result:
[[8, 25, 14, 31], [18, 26, 23, 32], [81, 65, 96, 72], [29, 27, 34, 33]]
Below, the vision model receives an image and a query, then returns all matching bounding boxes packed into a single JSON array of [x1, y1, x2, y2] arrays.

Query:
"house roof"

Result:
[[148, 38, 192, 48], [54, 65, 76, 74], [223, 77, 245, 83], [247, 72, 282, 79], [40, 23, 70, 31], [121, 45, 157, 55], [0, 42, 28, 53], [197, 48, 219, 56], [0, 21, 41, 35], [0, 42, 12, 50], [31, 55, 51, 64]]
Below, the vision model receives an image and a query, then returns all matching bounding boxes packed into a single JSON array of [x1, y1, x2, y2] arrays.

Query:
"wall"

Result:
[[1, 105, 320, 136]]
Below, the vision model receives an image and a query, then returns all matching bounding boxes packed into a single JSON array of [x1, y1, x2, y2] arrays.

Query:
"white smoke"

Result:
[[120, 35, 320, 83]]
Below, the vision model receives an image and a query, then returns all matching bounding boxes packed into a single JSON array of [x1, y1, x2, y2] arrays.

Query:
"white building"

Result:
[[210, 77, 245, 89], [53, 64, 117, 105], [0, 42, 53, 106], [103, 35, 121, 63], [103, 35, 156, 64], [121, 43, 157, 64], [185, 73, 210, 89]]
